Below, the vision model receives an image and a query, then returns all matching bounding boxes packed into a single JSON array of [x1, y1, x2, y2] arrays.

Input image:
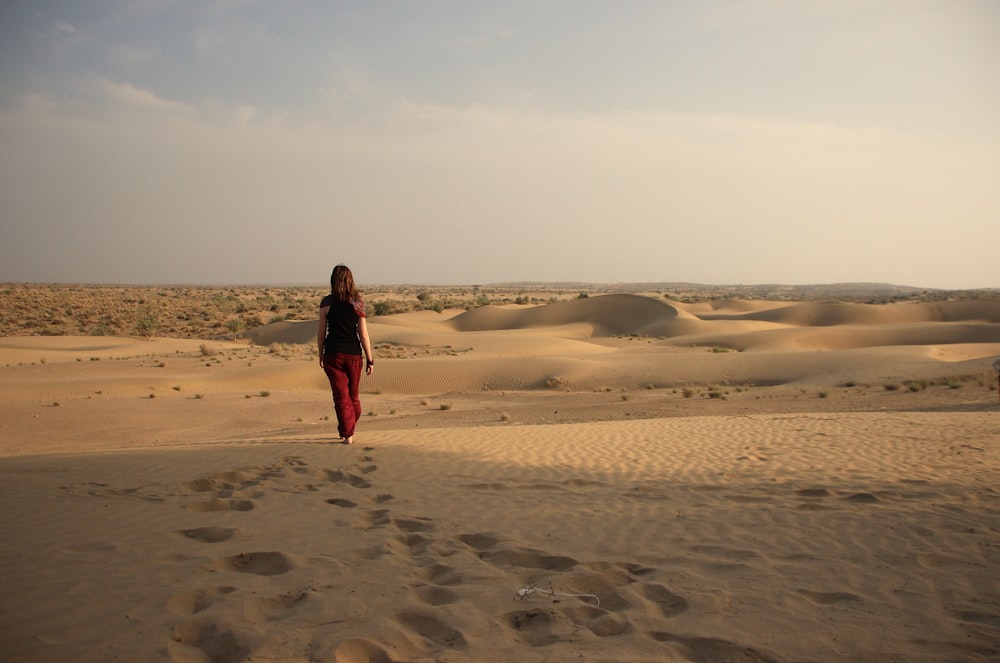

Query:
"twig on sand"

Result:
[[514, 582, 600, 607]]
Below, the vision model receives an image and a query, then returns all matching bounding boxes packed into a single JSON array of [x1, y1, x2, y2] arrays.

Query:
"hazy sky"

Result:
[[1, 1, 998, 287]]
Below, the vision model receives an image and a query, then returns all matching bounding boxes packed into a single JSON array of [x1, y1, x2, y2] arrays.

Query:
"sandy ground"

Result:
[[1, 293, 999, 662]]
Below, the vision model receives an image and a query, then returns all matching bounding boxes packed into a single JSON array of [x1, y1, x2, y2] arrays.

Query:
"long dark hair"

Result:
[[330, 264, 360, 302]]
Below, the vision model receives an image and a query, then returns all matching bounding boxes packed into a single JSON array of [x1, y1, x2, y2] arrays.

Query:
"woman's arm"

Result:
[[357, 317, 374, 375], [317, 306, 329, 366]]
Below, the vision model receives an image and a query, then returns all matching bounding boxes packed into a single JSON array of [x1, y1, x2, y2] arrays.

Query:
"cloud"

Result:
[[53, 20, 79, 37], [1, 87, 997, 286], [94, 77, 194, 114]]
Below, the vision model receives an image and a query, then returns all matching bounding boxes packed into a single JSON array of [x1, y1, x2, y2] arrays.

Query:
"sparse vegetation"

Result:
[[2, 283, 997, 340]]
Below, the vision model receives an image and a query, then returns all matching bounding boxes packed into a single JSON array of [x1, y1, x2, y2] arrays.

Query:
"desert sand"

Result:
[[1, 290, 999, 662]]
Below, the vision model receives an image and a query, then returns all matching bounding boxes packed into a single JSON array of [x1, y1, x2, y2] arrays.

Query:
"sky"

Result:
[[1, 1, 998, 288]]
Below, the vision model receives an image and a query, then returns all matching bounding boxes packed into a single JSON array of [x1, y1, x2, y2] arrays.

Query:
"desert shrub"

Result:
[[226, 319, 244, 339], [372, 300, 397, 316], [135, 313, 159, 339]]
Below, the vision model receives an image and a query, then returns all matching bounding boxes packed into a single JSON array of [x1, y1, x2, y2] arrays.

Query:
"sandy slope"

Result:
[[1, 294, 999, 662]]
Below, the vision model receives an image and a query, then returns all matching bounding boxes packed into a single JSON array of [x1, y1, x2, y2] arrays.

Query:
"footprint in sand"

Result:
[[500, 608, 578, 647], [209, 551, 299, 576], [188, 498, 254, 512], [636, 583, 689, 618], [414, 585, 460, 607], [320, 469, 372, 489], [797, 589, 862, 605], [166, 586, 237, 616], [390, 611, 467, 649], [326, 497, 358, 508], [243, 589, 311, 624], [394, 532, 432, 556], [648, 631, 786, 663], [843, 492, 881, 504], [169, 616, 249, 663], [281, 456, 310, 474], [796, 487, 831, 498], [457, 532, 501, 552], [394, 517, 434, 533], [176, 526, 236, 543], [480, 547, 578, 572], [417, 562, 463, 586], [333, 638, 393, 663], [362, 509, 392, 528]]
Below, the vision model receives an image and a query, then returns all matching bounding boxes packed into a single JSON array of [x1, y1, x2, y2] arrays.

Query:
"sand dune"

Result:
[[693, 299, 1000, 326], [239, 294, 1000, 394], [451, 294, 704, 338], [1, 293, 999, 662]]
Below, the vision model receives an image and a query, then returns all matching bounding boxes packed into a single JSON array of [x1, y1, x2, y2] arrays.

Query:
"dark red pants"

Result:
[[323, 352, 363, 438]]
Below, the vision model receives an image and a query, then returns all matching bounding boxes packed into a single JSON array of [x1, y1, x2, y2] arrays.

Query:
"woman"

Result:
[[317, 264, 374, 444]]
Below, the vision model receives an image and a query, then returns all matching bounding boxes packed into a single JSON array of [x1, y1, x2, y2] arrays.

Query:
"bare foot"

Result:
[[343, 436, 354, 445]]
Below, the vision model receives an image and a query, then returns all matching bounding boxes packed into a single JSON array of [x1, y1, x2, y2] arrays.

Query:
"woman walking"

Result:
[[317, 265, 374, 444]]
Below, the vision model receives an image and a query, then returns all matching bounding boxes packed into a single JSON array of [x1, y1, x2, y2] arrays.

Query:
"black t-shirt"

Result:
[[321, 294, 366, 355]]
